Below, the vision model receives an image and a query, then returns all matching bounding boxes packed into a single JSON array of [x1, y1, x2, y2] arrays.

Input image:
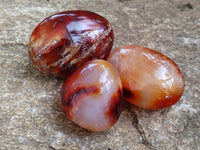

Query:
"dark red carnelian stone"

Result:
[[29, 10, 114, 77]]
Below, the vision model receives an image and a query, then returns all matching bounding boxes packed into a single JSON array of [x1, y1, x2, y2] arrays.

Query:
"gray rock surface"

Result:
[[0, 0, 199, 149]]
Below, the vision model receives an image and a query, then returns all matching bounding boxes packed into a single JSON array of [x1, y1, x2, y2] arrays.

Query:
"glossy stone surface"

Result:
[[1, 0, 199, 149], [60, 59, 122, 131], [29, 10, 114, 77], [108, 45, 185, 109]]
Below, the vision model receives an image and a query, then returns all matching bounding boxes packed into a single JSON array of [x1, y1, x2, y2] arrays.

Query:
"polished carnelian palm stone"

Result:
[[107, 45, 185, 110], [29, 10, 114, 77], [60, 59, 122, 132]]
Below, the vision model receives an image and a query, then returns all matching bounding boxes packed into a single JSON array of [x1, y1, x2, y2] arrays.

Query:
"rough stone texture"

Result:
[[0, 0, 199, 150]]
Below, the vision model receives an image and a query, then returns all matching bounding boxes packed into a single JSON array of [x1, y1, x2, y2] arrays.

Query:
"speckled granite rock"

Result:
[[0, 0, 199, 150]]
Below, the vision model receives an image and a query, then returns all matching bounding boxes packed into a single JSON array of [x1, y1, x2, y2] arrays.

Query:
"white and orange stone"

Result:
[[60, 59, 122, 131]]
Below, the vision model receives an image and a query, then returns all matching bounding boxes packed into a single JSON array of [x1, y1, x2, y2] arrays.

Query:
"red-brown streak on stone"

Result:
[[61, 86, 99, 119], [67, 86, 99, 106], [123, 88, 141, 106], [106, 88, 123, 124], [123, 88, 133, 99], [60, 88, 71, 107], [93, 29, 114, 59], [60, 89, 71, 118]]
